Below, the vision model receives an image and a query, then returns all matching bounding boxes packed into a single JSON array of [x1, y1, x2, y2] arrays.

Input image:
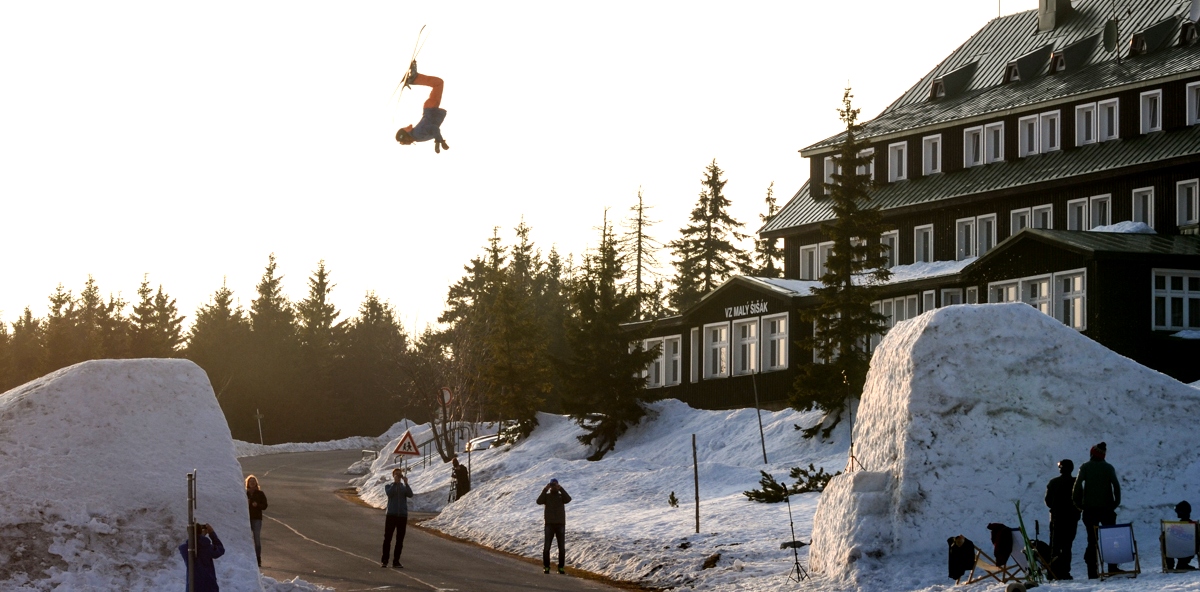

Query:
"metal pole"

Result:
[[692, 434, 700, 534], [255, 409, 264, 445], [187, 471, 197, 592], [751, 372, 768, 465]]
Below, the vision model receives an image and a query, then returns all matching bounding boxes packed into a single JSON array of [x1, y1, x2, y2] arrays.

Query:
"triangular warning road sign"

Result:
[[393, 431, 420, 456]]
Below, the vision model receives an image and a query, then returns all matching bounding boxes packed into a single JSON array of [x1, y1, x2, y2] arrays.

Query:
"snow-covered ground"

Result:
[[0, 359, 330, 592]]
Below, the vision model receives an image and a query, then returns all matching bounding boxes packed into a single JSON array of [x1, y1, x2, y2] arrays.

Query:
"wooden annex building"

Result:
[[629, 0, 1200, 410]]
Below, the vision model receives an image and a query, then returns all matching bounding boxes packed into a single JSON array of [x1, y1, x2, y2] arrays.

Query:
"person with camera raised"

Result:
[[178, 522, 225, 592], [536, 477, 572, 574]]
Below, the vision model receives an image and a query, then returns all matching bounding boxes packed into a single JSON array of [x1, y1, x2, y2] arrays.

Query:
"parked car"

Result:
[[465, 434, 499, 452]]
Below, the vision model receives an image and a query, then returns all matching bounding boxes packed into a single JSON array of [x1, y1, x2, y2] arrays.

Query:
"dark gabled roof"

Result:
[[998, 228, 1200, 256], [762, 124, 1200, 236], [802, 0, 1199, 155]]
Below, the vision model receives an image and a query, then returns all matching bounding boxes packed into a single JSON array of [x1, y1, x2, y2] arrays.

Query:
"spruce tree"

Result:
[[0, 316, 10, 391], [560, 212, 657, 460], [791, 89, 891, 439], [337, 292, 408, 435], [7, 308, 45, 388], [753, 182, 784, 278], [42, 284, 79, 373], [621, 188, 664, 318], [186, 280, 252, 436], [130, 276, 184, 357], [247, 254, 301, 442], [669, 159, 752, 311]]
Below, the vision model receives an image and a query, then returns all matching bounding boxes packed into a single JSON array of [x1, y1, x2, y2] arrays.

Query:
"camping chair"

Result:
[[1009, 527, 1053, 581], [956, 544, 1023, 585], [1160, 520, 1198, 573], [1096, 523, 1141, 580]]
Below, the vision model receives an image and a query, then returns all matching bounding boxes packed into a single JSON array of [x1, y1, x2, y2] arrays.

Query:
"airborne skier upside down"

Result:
[[394, 61, 450, 154]]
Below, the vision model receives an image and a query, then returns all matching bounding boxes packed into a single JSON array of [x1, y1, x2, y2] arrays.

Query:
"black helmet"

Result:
[[1057, 459, 1074, 474]]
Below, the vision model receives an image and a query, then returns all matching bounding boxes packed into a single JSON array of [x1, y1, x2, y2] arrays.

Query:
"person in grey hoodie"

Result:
[[537, 478, 572, 574], [381, 468, 414, 568]]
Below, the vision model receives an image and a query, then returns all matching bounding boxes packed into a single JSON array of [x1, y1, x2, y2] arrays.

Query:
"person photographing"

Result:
[[536, 478, 572, 574], [381, 468, 413, 568], [178, 523, 224, 592]]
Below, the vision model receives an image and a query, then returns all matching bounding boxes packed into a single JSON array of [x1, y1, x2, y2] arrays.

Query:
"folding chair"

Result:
[[1096, 523, 1141, 580], [956, 545, 1023, 585], [1010, 527, 1053, 581], [1160, 520, 1198, 573]]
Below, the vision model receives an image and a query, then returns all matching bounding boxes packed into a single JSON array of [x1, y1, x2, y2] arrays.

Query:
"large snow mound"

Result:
[[0, 359, 262, 591], [811, 303, 1200, 585]]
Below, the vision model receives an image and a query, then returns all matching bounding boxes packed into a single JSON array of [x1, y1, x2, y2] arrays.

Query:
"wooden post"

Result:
[[751, 372, 768, 465], [692, 434, 700, 534]]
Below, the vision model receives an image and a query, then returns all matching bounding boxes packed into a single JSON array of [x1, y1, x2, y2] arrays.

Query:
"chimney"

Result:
[[1039, 0, 1073, 32]]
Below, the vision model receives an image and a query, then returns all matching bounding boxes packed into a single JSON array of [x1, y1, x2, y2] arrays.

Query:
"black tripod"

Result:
[[783, 490, 810, 583]]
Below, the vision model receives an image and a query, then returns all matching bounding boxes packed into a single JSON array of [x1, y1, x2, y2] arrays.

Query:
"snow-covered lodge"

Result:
[[630, 0, 1200, 409]]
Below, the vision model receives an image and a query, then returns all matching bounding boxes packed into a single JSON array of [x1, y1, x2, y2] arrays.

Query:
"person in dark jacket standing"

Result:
[[1072, 442, 1121, 579], [245, 475, 268, 567], [452, 457, 470, 500], [537, 478, 572, 574], [381, 468, 414, 568], [178, 523, 224, 592], [1045, 459, 1080, 580]]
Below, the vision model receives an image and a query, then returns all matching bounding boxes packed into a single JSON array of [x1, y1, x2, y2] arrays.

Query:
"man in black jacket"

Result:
[[452, 457, 470, 500], [1073, 442, 1122, 579], [1045, 459, 1080, 580], [537, 478, 572, 574]]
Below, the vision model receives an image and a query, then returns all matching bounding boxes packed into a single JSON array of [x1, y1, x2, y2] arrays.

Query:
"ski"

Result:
[[392, 25, 427, 102], [1013, 500, 1044, 587]]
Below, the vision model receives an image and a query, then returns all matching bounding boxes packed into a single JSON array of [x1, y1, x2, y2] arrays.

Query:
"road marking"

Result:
[[266, 515, 442, 590]]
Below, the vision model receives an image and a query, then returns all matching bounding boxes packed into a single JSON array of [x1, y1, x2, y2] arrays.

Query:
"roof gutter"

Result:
[[799, 69, 1200, 158]]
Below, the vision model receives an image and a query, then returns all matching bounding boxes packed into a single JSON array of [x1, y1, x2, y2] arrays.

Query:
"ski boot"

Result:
[[403, 60, 419, 88]]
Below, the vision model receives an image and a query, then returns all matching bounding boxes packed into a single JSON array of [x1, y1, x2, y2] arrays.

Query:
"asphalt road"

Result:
[[239, 450, 622, 592]]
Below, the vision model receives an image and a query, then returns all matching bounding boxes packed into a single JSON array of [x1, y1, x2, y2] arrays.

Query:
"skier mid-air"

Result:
[[394, 61, 449, 153]]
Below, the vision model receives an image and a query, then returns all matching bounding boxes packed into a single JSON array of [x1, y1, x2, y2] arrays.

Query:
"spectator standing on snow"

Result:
[[245, 475, 268, 567], [1072, 442, 1121, 579], [178, 523, 225, 592], [1044, 459, 1079, 580], [452, 457, 470, 500], [537, 478, 572, 574], [381, 468, 413, 568]]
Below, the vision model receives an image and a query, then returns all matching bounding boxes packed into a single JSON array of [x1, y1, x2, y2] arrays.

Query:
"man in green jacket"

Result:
[[1072, 442, 1121, 579]]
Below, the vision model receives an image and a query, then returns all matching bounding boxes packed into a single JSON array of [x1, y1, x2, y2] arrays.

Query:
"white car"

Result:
[[465, 434, 499, 452]]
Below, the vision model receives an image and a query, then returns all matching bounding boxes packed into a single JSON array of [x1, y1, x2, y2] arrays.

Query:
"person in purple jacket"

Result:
[[394, 61, 450, 153], [178, 523, 225, 592]]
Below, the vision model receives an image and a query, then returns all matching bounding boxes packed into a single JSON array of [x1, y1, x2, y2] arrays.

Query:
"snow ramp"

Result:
[[0, 359, 262, 591], [810, 303, 1200, 584]]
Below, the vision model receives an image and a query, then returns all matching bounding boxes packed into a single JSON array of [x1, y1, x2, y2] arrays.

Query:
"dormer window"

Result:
[[1050, 53, 1067, 73], [1004, 63, 1021, 83], [1130, 35, 1149, 56], [1184, 21, 1198, 46], [930, 80, 946, 100]]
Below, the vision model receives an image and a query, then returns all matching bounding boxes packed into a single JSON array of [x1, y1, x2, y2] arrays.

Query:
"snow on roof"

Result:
[[811, 303, 1200, 583], [1173, 329, 1200, 340], [881, 258, 974, 284], [1087, 221, 1157, 234], [0, 359, 263, 591], [747, 276, 823, 296]]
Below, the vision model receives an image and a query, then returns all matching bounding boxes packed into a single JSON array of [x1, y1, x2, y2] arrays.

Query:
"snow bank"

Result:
[[358, 401, 840, 589], [0, 359, 262, 591], [811, 304, 1200, 586], [234, 421, 415, 458]]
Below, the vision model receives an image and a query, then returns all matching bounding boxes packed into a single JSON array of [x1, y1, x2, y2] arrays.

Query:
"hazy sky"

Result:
[[1, 1, 1038, 333]]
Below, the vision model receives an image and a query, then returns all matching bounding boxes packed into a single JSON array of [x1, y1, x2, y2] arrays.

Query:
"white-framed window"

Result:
[[762, 313, 788, 371], [1188, 82, 1200, 126], [869, 302, 883, 351], [1018, 115, 1038, 157], [1039, 111, 1061, 152], [1090, 194, 1111, 228], [1141, 89, 1163, 133], [817, 242, 834, 278], [1067, 198, 1089, 230], [1057, 271, 1086, 330], [1098, 98, 1119, 141], [876, 295, 921, 329], [956, 217, 977, 260], [664, 336, 682, 386], [1179, 179, 1199, 226], [857, 148, 875, 180], [881, 230, 899, 269], [914, 224, 934, 263], [1021, 275, 1052, 315], [922, 134, 942, 175], [1011, 207, 1031, 233], [964, 126, 983, 167], [732, 319, 758, 376], [703, 322, 729, 379], [922, 291, 936, 313], [984, 122, 1004, 163], [991, 281, 1019, 303], [800, 245, 818, 280], [888, 141, 908, 182], [941, 288, 964, 306], [690, 327, 700, 383], [644, 337, 663, 388], [823, 156, 838, 185], [1132, 187, 1155, 228], [1033, 204, 1053, 229], [1153, 270, 1200, 330], [977, 214, 997, 256], [966, 286, 979, 304], [1076, 103, 1097, 146]]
